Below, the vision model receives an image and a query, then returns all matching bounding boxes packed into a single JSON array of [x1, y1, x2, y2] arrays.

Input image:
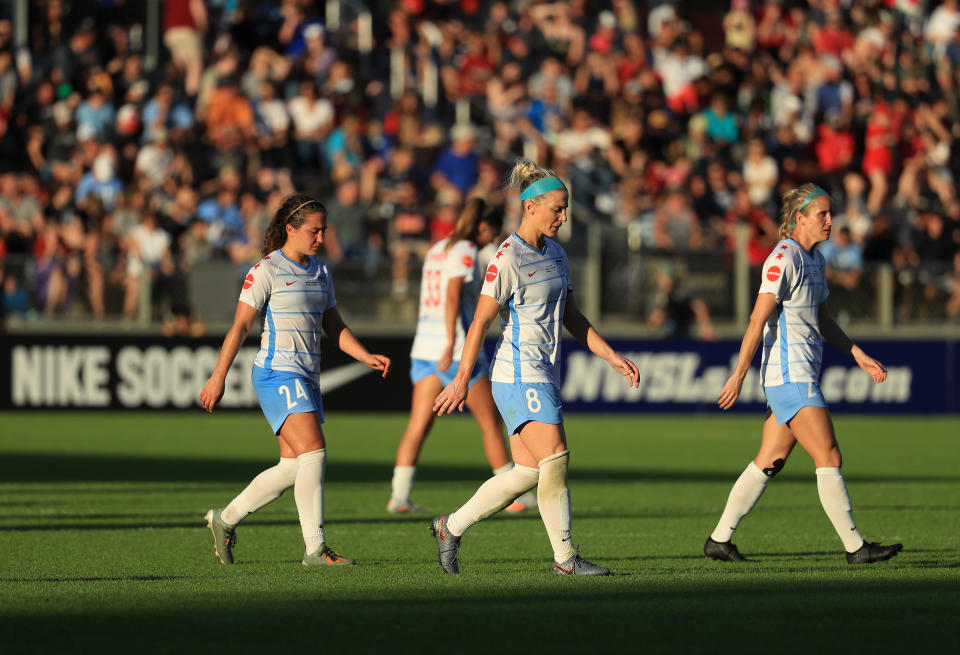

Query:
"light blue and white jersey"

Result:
[[239, 249, 337, 384], [482, 234, 572, 385], [758, 238, 829, 386], [410, 238, 479, 361]]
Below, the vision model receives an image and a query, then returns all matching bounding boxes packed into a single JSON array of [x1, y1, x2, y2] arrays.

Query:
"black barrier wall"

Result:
[[1, 334, 957, 413]]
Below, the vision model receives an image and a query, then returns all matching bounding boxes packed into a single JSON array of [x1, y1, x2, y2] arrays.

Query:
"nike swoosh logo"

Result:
[[561, 536, 571, 543], [317, 362, 378, 392], [286, 281, 296, 286], [528, 271, 537, 277]]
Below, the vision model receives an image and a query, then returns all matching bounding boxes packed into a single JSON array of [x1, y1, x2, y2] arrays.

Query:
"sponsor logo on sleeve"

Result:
[[243, 273, 255, 289], [485, 264, 498, 282], [766, 266, 781, 282], [462, 255, 474, 268]]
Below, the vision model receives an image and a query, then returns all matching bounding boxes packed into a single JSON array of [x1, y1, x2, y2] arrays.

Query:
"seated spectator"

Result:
[[652, 185, 702, 252], [287, 78, 334, 170], [431, 124, 479, 196]]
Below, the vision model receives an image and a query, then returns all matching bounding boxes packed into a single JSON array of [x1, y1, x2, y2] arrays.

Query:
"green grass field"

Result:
[[1, 412, 957, 653]]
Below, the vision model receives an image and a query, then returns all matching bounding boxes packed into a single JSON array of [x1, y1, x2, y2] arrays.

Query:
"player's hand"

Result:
[[852, 347, 886, 384], [717, 373, 744, 410], [199, 376, 225, 412], [367, 354, 392, 378], [608, 352, 640, 388], [437, 344, 454, 372], [434, 379, 467, 415]]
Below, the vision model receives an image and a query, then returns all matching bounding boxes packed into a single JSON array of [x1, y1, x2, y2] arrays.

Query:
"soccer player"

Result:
[[389, 198, 537, 514], [431, 160, 640, 576], [707, 183, 903, 565], [199, 194, 391, 566]]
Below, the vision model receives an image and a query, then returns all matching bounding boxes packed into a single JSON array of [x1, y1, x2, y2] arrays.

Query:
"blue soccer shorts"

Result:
[[252, 366, 324, 435], [764, 381, 828, 425], [491, 381, 563, 435]]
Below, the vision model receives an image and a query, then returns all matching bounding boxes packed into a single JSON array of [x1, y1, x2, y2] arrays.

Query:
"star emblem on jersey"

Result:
[[254, 263, 261, 269], [775, 253, 784, 260], [495, 251, 504, 259], [485, 264, 498, 282], [503, 242, 511, 248], [243, 273, 254, 289], [780, 245, 788, 250], [766, 266, 782, 282]]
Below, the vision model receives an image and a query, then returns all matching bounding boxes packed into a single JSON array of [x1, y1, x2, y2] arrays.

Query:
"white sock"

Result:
[[446, 463, 539, 536], [493, 462, 537, 507], [390, 465, 416, 503], [710, 462, 770, 543], [492, 463, 514, 476], [295, 449, 326, 555], [537, 451, 575, 564], [221, 457, 298, 525], [816, 467, 864, 552]]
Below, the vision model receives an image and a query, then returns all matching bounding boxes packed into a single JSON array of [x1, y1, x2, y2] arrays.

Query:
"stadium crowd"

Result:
[[1, 0, 959, 331]]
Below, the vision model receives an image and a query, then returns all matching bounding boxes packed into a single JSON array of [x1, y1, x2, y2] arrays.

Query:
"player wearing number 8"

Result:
[[199, 194, 391, 567], [389, 199, 537, 514], [431, 161, 640, 576]]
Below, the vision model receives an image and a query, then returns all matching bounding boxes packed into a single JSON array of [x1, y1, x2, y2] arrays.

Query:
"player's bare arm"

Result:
[[200, 301, 259, 412], [562, 291, 639, 388], [818, 304, 886, 384], [321, 306, 391, 378], [434, 294, 500, 415], [718, 293, 779, 410]]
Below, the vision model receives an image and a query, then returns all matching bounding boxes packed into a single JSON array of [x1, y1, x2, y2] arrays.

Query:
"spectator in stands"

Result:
[[287, 78, 333, 171]]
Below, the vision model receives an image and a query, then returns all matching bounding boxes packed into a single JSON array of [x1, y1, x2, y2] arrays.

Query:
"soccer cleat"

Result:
[[204, 508, 237, 565], [703, 537, 749, 562], [505, 491, 538, 513], [302, 545, 356, 566], [430, 515, 461, 574], [387, 498, 428, 515], [845, 541, 903, 565], [553, 551, 611, 576]]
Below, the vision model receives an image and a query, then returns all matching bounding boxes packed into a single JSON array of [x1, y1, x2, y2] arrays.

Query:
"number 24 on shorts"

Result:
[[279, 378, 309, 409]]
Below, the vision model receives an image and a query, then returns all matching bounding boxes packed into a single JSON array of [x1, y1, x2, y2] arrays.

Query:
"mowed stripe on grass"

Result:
[[0, 412, 957, 653]]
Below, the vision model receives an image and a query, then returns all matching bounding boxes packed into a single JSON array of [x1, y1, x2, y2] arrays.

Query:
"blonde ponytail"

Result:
[[778, 183, 825, 240], [508, 159, 561, 211]]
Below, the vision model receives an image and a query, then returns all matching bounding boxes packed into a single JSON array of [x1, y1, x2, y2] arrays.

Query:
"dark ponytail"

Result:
[[262, 194, 326, 257]]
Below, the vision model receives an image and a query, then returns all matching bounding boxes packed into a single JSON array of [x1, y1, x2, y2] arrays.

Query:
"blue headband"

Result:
[[520, 177, 567, 201], [798, 186, 828, 212]]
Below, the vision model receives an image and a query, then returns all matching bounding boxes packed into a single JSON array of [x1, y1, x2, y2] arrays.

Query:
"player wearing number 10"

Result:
[[389, 198, 536, 514], [199, 194, 391, 567], [431, 160, 640, 576]]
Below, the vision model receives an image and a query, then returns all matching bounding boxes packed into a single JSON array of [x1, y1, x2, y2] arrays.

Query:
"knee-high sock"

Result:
[[446, 463, 539, 536], [390, 465, 416, 503], [222, 457, 298, 525], [537, 451, 574, 564], [816, 467, 864, 552], [493, 463, 538, 508], [710, 462, 770, 543], [295, 449, 326, 555]]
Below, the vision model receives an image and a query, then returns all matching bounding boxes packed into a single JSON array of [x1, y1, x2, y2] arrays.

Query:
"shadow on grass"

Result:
[[3, 453, 959, 485], [1, 580, 957, 653]]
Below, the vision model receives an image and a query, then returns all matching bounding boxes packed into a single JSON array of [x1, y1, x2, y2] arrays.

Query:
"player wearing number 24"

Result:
[[431, 161, 640, 576], [199, 194, 391, 567]]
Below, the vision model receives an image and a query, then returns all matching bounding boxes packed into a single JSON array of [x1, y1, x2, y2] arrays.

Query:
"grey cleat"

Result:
[[204, 508, 237, 565], [430, 515, 461, 574], [302, 545, 356, 566], [704, 537, 749, 562], [845, 541, 903, 564], [553, 550, 611, 576]]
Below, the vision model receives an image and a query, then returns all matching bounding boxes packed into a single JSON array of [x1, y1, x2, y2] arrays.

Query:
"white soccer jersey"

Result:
[[758, 238, 829, 386], [410, 238, 479, 361], [482, 234, 572, 385], [239, 250, 337, 384]]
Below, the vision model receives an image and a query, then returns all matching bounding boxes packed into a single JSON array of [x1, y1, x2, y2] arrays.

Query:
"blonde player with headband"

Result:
[[706, 183, 902, 565], [200, 194, 391, 567], [388, 198, 537, 514], [431, 161, 640, 576]]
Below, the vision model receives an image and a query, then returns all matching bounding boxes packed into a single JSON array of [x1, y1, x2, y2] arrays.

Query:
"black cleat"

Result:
[[704, 537, 749, 562], [845, 541, 903, 564]]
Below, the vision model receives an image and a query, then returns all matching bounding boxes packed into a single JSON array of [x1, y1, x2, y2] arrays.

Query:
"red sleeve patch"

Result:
[[243, 273, 255, 289], [485, 264, 498, 282], [766, 266, 782, 282], [462, 255, 474, 268]]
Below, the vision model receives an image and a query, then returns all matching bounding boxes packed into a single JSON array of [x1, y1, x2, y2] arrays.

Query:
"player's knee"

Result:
[[762, 457, 786, 478]]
